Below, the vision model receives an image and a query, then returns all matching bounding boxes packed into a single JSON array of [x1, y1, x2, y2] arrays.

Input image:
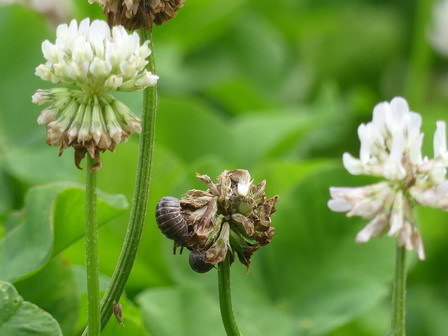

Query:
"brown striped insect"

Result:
[[155, 196, 189, 247]]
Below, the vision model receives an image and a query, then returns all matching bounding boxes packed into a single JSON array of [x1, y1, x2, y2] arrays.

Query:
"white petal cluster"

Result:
[[429, 0, 448, 57], [328, 97, 448, 260], [35, 18, 158, 91], [32, 18, 159, 169]]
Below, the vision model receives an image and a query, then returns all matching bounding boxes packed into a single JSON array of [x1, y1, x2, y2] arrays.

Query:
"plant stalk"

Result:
[[85, 155, 100, 336], [218, 254, 242, 336], [82, 28, 157, 335], [389, 244, 407, 336]]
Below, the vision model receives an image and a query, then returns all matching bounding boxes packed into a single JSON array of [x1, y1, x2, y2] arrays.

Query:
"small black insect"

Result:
[[189, 250, 214, 273], [156, 196, 189, 245]]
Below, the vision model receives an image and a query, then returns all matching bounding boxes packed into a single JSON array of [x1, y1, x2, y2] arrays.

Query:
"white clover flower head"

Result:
[[328, 97, 448, 260], [429, 0, 448, 57], [32, 18, 158, 170]]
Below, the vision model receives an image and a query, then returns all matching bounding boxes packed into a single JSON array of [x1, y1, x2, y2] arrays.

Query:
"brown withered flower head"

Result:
[[155, 169, 278, 272], [89, 0, 185, 30]]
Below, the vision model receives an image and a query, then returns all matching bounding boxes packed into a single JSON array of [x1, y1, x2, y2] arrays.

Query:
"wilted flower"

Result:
[[429, 0, 448, 57], [32, 18, 158, 170], [89, 0, 185, 30], [156, 169, 278, 271], [328, 97, 448, 260]]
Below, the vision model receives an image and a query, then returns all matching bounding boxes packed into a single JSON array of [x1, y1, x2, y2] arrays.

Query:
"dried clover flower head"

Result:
[[32, 18, 158, 170], [89, 0, 185, 30], [155, 169, 278, 272]]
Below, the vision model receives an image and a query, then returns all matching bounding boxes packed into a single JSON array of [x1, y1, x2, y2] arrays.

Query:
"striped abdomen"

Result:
[[155, 196, 188, 243]]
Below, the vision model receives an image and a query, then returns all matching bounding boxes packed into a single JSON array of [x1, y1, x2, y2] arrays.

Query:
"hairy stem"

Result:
[[389, 245, 407, 336], [218, 254, 242, 336], [85, 155, 100, 336], [82, 28, 157, 334]]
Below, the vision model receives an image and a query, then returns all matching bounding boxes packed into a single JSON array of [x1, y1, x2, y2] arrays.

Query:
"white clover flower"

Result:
[[429, 0, 448, 57], [32, 18, 158, 170], [328, 97, 448, 260]]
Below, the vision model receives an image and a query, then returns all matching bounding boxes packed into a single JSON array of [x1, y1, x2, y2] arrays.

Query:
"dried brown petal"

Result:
[[180, 189, 214, 208], [196, 173, 220, 196], [254, 195, 278, 231], [237, 243, 259, 268], [74, 145, 103, 172], [100, 0, 186, 30], [231, 213, 255, 237], [216, 171, 233, 205], [256, 227, 276, 246], [205, 223, 230, 265], [252, 180, 267, 200], [184, 201, 220, 250]]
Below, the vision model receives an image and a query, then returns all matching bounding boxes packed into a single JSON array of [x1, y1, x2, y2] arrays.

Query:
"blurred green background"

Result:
[[1, 0, 448, 335]]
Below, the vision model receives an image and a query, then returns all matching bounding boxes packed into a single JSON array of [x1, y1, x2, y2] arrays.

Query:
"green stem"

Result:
[[85, 156, 100, 336], [405, 0, 434, 107], [389, 245, 407, 336], [218, 254, 242, 336], [82, 28, 157, 335]]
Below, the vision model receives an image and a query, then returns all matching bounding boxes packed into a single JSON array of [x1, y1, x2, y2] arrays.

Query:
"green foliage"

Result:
[[14, 257, 79, 335], [0, 281, 63, 336], [1, 0, 448, 335], [69, 266, 150, 336], [0, 183, 127, 282]]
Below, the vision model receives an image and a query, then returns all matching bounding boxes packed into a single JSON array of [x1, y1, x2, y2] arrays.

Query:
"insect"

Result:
[[155, 196, 189, 245], [189, 250, 214, 273], [112, 301, 124, 326]]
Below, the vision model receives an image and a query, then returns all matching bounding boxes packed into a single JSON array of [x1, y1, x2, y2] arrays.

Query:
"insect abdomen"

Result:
[[155, 196, 188, 243]]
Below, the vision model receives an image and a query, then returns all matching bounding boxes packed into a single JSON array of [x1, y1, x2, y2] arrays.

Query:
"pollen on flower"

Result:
[[328, 97, 448, 260], [32, 18, 158, 171]]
